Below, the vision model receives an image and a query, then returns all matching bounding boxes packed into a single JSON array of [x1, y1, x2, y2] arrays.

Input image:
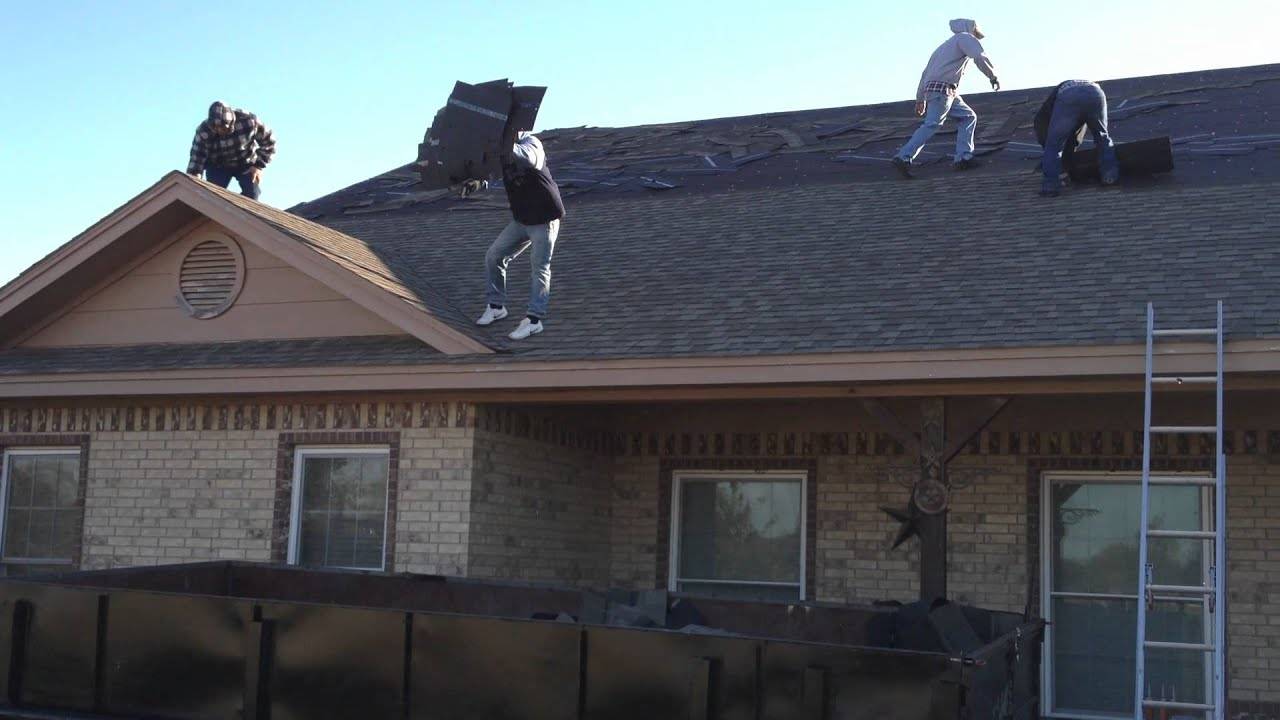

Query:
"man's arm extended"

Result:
[[959, 35, 998, 88], [187, 126, 209, 176]]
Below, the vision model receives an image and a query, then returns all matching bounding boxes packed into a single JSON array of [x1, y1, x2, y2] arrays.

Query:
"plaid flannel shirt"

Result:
[[922, 81, 958, 97], [187, 110, 276, 175]]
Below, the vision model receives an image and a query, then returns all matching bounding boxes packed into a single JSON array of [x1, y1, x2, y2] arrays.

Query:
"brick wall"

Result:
[[596, 396, 1280, 713], [1223, 455, 1280, 710], [4, 395, 1280, 712], [467, 428, 611, 587], [84, 429, 275, 568], [0, 400, 478, 576]]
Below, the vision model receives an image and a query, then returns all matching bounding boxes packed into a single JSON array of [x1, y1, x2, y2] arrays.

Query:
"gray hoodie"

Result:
[[914, 19, 997, 102]]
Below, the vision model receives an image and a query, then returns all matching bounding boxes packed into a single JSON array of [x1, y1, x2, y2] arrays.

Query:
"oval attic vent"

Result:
[[177, 236, 245, 319]]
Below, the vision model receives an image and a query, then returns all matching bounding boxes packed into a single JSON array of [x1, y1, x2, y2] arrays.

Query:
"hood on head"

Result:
[[950, 18, 983, 38]]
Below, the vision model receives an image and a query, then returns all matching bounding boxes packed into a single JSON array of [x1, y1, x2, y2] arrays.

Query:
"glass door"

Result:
[[1042, 473, 1211, 719]]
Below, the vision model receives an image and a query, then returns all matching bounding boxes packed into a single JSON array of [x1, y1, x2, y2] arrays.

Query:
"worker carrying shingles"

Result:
[[1035, 80, 1120, 196], [892, 19, 999, 178], [463, 130, 565, 341], [187, 101, 276, 200]]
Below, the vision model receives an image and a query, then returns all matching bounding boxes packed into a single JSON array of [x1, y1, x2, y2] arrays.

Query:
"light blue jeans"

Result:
[[485, 219, 559, 319], [895, 91, 977, 163]]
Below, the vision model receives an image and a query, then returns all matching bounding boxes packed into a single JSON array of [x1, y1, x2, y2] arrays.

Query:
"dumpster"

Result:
[[0, 562, 1042, 719]]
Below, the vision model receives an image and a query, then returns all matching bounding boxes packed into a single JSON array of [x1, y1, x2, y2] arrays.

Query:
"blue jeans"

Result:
[[895, 91, 977, 163], [1042, 82, 1118, 192], [205, 167, 261, 200], [485, 219, 559, 319]]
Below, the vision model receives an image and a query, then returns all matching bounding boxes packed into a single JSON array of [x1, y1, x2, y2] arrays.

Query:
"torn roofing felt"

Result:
[[292, 63, 1280, 220]]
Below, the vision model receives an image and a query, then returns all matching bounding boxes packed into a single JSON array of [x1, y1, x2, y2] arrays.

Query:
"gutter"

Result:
[[1, 340, 1279, 400]]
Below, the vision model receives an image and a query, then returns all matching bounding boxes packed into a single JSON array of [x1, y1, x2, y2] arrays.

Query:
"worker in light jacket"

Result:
[[892, 19, 999, 177], [468, 132, 565, 340], [1035, 80, 1120, 196]]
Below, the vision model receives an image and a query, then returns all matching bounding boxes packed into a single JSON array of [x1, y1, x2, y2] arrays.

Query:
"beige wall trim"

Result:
[[3, 340, 1279, 400], [6, 218, 211, 348], [0, 172, 491, 356]]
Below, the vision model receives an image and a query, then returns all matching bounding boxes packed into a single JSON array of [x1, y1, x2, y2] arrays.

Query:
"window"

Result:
[[288, 448, 390, 571], [0, 449, 83, 575], [669, 472, 806, 602], [1042, 472, 1211, 719]]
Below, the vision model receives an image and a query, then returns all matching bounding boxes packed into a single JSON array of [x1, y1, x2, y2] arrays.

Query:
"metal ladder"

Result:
[[1134, 301, 1226, 720]]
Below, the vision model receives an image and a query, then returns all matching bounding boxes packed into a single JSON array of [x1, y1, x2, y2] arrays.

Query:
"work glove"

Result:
[[458, 179, 487, 197], [914, 100, 926, 117], [990, 77, 1001, 91]]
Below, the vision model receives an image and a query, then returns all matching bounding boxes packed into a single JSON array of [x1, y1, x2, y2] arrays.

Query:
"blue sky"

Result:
[[0, 0, 1272, 285]]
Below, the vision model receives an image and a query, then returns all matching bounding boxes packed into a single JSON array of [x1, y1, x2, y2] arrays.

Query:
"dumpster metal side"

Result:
[[0, 562, 1042, 720]]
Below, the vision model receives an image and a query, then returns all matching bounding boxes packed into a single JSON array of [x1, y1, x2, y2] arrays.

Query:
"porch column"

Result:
[[917, 397, 947, 600]]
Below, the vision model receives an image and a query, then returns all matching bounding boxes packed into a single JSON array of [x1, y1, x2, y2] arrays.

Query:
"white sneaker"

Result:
[[508, 318, 543, 340], [476, 306, 507, 326]]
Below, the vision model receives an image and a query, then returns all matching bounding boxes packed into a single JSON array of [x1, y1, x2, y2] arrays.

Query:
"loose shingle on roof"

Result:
[[293, 64, 1280, 220], [6, 65, 1280, 377]]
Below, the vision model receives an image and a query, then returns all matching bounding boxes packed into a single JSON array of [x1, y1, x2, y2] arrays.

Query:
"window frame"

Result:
[[287, 445, 392, 572], [667, 469, 808, 601], [0, 447, 83, 568], [1039, 470, 1213, 720]]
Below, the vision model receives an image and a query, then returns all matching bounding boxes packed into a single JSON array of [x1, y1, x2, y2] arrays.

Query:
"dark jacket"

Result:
[[501, 134, 565, 226]]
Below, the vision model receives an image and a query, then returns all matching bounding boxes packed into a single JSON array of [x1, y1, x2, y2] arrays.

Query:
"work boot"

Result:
[[509, 317, 543, 340], [476, 306, 508, 326], [952, 156, 978, 171], [890, 157, 913, 179]]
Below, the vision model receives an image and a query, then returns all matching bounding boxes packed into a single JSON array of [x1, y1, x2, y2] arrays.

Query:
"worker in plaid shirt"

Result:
[[186, 101, 276, 199]]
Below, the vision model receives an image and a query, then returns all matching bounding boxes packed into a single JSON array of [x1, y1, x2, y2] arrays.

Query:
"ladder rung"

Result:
[[1146, 475, 1218, 486], [1151, 375, 1218, 384], [1147, 529, 1218, 540], [1144, 640, 1214, 652], [1153, 328, 1217, 337], [1149, 425, 1217, 434], [1146, 584, 1213, 595], [1143, 699, 1216, 712]]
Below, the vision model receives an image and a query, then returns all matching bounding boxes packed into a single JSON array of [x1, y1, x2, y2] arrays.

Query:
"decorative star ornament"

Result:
[[880, 503, 922, 549]]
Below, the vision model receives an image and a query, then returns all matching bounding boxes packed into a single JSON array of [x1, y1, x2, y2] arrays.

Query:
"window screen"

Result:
[[674, 476, 803, 601], [293, 452, 389, 570], [2, 452, 82, 572]]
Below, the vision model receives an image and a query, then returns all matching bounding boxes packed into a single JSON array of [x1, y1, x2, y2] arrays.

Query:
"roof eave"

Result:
[[2, 339, 1278, 400]]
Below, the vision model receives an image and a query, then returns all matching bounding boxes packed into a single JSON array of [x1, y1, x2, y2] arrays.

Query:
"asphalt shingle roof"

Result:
[[3, 64, 1280, 375], [320, 176, 1280, 360]]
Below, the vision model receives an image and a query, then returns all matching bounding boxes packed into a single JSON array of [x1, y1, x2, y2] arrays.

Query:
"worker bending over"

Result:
[[893, 19, 999, 178], [1035, 80, 1119, 197], [187, 101, 276, 199], [469, 132, 565, 340]]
